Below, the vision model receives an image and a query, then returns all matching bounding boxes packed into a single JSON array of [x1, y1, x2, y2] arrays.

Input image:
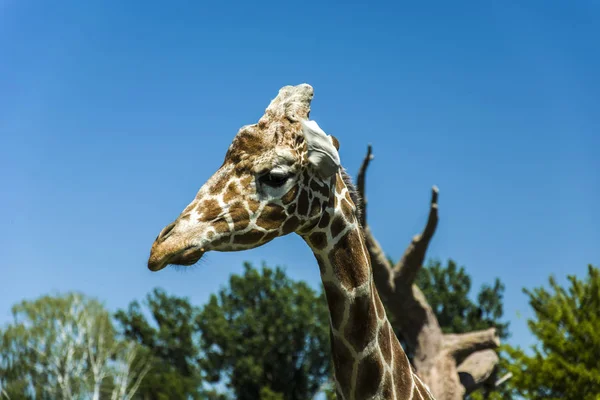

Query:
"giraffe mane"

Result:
[[340, 168, 363, 227]]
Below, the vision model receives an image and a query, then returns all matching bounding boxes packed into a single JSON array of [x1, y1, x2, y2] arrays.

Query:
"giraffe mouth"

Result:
[[148, 245, 205, 271], [170, 245, 205, 266]]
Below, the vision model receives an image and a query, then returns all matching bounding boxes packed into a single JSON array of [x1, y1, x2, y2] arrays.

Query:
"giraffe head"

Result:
[[148, 84, 343, 271]]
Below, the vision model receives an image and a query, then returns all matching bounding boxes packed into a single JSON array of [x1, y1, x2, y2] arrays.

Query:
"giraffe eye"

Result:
[[259, 171, 290, 188]]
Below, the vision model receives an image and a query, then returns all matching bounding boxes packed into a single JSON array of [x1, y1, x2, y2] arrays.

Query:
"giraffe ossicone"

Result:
[[148, 84, 435, 400]]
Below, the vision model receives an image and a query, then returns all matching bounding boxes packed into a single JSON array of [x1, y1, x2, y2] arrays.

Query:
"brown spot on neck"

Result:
[[341, 198, 354, 220], [322, 281, 346, 331], [344, 289, 378, 351], [318, 211, 331, 228], [392, 339, 413, 396], [308, 231, 327, 250], [330, 339, 353, 399], [379, 321, 393, 366], [335, 174, 345, 194], [355, 350, 385, 398], [330, 216, 346, 239]]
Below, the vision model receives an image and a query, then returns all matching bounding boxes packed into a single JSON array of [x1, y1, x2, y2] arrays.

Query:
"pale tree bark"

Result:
[[80, 307, 152, 400], [110, 342, 152, 400], [356, 146, 501, 400], [28, 297, 88, 400], [86, 314, 109, 400]]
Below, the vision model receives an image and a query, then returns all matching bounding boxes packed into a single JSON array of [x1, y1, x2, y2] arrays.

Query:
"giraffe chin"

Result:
[[148, 246, 205, 272]]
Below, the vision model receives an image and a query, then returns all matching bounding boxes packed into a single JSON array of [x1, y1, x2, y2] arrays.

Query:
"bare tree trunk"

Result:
[[356, 146, 501, 400]]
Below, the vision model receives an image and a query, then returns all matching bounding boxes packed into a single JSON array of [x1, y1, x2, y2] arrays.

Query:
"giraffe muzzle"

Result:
[[147, 244, 205, 271]]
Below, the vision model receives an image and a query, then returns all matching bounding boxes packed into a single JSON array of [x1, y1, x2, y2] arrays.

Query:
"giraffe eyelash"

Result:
[[258, 171, 290, 188]]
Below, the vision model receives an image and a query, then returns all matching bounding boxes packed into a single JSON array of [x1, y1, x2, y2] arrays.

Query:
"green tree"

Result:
[[417, 259, 510, 340], [417, 259, 511, 400], [259, 387, 284, 400], [506, 264, 600, 399], [0, 293, 150, 400], [381, 258, 511, 399], [197, 262, 331, 400], [115, 288, 207, 400]]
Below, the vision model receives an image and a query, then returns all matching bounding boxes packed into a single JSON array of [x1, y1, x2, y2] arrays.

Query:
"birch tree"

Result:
[[0, 293, 151, 400]]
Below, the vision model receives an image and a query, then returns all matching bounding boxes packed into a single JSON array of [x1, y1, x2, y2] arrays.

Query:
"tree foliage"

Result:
[[0, 258, 514, 400], [418, 259, 512, 400], [114, 288, 206, 400], [417, 259, 509, 340], [0, 293, 150, 400], [379, 257, 511, 399], [197, 262, 331, 400], [506, 264, 600, 399]]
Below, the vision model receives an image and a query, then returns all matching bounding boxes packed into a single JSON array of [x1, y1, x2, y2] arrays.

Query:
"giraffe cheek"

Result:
[[213, 219, 230, 234], [247, 198, 261, 214], [282, 185, 298, 205], [210, 235, 231, 249], [255, 204, 286, 230], [286, 203, 296, 215], [281, 216, 300, 235], [297, 189, 310, 216], [262, 230, 280, 243], [230, 202, 250, 231], [310, 178, 329, 197], [232, 229, 265, 245], [309, 199, 321, 218], [197, 199, 222, 221]]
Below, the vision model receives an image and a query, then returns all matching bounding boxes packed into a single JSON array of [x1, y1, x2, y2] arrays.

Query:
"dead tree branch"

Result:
[[394, 186, 439, 287], [443, 328, 500, 365], [457, 350, 500, 394], [356, 145, 501, 400], [495, 372, 513, 387]]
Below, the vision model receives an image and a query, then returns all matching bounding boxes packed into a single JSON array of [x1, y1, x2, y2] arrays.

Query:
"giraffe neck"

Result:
[[302, 174, 434, 400]]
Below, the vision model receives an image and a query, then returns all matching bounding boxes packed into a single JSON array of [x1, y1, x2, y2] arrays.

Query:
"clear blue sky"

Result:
[[1, 0, 598, 353]]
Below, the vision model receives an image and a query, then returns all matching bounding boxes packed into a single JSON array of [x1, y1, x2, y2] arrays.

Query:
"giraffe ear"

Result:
[[301, 120, 341, 178]]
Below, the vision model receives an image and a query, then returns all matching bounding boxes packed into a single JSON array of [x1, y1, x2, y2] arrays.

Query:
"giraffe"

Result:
[[147, 84, 435, 400]]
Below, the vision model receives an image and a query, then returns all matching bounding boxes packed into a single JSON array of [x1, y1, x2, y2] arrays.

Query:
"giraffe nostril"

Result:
[[157, 221, 176, 242]]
